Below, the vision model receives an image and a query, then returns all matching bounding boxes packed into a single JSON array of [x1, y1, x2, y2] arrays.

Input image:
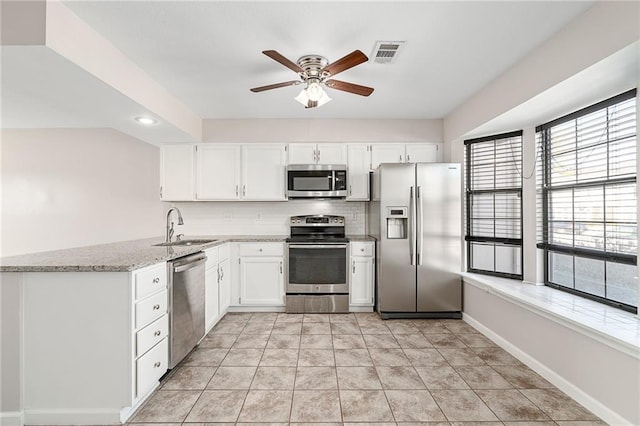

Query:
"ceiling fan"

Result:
[[250, 50, 374, 108]]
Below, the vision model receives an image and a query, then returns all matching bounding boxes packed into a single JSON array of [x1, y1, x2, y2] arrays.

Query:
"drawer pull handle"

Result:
[[153, 304, 161, 310], [153, 277, 160, 284], [154, 361, 161, 368], [154, 330, 161, 336]]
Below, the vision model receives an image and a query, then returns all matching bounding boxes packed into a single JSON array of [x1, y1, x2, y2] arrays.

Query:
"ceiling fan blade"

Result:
[[322, 50, 368, 77], [262, 50, 304, 73], [250, 80, 301, 93], [325, 79, 374, 97]]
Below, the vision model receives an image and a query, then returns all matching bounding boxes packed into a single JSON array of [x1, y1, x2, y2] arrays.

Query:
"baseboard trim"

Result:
[[23, 408, 121, 425], [0, 411, 24, 426], [463, 312, 634, 426]]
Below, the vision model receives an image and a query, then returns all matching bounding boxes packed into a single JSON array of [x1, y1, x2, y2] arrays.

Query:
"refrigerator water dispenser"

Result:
[[386, 207, 408, 239]]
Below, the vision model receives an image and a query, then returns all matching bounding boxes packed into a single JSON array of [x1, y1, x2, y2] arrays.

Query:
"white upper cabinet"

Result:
[[405, 144, 440, 163], [288, 144, 317, 164], [316, 143, 347, 164], [196, 145, 241, 200], [160, 145, 195, 201], [242, 144, 287, 200], [370, 143, 443, 170], [288, 143, 347, 165], [347, 144, 370, 200], [192, 144, 286, 201], [370, 144, 406, 170]]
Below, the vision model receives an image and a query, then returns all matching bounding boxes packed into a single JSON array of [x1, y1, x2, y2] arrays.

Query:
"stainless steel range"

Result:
[[285, 215, 349, 313]]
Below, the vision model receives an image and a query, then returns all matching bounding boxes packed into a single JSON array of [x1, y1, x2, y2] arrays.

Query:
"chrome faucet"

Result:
[[165, 207, 184, 243]]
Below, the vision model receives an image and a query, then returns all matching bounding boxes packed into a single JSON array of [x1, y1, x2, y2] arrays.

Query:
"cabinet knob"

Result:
[[154, 361, 161, 368], [258, 248, 263, 252], [154, 330, 162, 336], [153, 304, 161, 310], [152, 277, 160, 284], [360, 248, 365, 252]]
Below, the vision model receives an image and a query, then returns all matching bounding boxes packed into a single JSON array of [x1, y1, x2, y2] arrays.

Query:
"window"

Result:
[[537, 89, 637, 313], [465, 131, 523, 279]]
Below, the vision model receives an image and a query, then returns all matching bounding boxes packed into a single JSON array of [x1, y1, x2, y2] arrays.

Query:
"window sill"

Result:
[[461, 272, 640, 359]]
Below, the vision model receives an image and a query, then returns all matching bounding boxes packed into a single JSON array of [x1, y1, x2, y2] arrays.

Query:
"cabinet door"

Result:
[[205, 265, 220, 331], [317, 143, 347, 164], [347, 144, 370, 200], [350, 256, 374, 306], [370, 144, 406, 170], [242, 144, 287, 200], [406, 144, 440, 163], [240, 257, 284, 305], [288, 144, 317, 164], [218, 257, 231, 312], [160, 145, 195, 201], [196, 145, 241, 200]]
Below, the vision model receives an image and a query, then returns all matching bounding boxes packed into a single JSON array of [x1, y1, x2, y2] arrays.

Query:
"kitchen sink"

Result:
[[153, 239, 217, 247]]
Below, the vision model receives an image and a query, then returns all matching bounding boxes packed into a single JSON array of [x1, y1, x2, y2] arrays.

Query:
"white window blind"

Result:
[[465, 130, 523, 279], [537, 89, 637, 312]]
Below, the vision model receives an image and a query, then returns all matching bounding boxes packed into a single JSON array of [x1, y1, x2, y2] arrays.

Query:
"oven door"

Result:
[[286, 243, 349, 293]]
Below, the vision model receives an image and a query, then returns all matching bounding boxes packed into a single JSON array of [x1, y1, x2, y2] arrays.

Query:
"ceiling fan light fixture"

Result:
[[294, 87, 332, 109], [306, 81, 324, 101]]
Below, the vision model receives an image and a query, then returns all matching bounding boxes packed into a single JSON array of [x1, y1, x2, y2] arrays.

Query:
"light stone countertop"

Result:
[[0, 236, 287, 272], [0, 234, 375, 273]]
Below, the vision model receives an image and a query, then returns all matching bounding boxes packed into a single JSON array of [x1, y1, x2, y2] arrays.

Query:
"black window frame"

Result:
[[465, 130, 524, 280], [537, 89, 637, 313]]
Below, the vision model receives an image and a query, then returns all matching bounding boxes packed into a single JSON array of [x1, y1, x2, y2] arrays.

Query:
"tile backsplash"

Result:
[[170, 200, 367, 236]]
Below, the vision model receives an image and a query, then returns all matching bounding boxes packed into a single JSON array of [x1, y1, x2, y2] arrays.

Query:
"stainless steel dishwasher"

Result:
[[168, 252, 207, 369]]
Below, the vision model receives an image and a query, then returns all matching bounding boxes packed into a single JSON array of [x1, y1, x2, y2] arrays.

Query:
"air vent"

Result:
[[371, 41, 406, 64]]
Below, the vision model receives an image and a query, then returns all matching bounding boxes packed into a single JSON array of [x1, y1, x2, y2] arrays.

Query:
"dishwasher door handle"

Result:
[[173, 258, 206, 273]]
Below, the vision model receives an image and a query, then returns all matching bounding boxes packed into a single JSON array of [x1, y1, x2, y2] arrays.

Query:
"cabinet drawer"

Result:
[[351, 242, 374, 257], [136, 337, 168, 398], [218, 244, 231, 261], [135, 290, 167, 329], [239, 242, 283, 256], [134, 263, 167, 300], [136, 314, 169, 358]]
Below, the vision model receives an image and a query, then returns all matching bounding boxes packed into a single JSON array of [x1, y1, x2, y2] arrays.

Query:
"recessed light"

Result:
[[134, 116, 157, 125]]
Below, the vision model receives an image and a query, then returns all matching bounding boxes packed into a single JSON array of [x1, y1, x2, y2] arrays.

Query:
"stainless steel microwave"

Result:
[[286, 164, 348, 198]]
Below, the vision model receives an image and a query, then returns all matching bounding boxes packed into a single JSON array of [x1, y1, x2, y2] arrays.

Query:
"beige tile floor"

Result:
[[129, 312, 605, 425]]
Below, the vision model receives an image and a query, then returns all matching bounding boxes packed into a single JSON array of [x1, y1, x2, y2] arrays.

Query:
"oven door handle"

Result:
[[288, 244, 348, 249]]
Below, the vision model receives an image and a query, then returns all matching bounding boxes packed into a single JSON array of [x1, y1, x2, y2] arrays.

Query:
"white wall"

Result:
[[0, 128, 164, 257], [202, 119, 443, 143], [464, 282, 640, 425], [444, 1, 640, 424]]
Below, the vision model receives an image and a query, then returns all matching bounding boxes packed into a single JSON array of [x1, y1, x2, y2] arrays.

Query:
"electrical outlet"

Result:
[[223, 212, 232, 222], [256, 212, 263, 221], [351, 210, 359, 221]]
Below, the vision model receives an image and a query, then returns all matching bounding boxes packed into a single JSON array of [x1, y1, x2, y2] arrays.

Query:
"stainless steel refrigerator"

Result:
[[368, 163, 462, 319]]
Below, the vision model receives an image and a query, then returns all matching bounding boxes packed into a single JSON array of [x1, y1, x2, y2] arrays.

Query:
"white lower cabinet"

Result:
[[204, 244, 231, 332], [238, 242, 284, 306], [350, 241, 375, 309], [132, 262, 169, 400]]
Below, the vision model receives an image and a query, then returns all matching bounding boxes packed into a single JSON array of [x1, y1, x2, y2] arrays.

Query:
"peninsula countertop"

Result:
[[0, 234, 375, 273]]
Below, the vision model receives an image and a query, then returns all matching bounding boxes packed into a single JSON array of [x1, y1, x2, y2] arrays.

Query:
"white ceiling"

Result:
[[57, 0, 595, 120]]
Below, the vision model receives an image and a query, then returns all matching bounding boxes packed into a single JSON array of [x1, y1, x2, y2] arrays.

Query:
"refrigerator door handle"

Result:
[[409, 186, 416, 266], [417, 185, 423, 265]]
